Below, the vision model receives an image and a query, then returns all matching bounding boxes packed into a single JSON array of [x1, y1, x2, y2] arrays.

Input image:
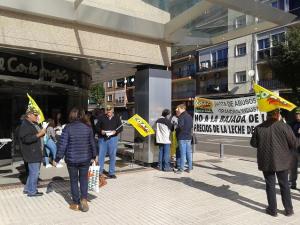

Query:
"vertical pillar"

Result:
[[134, 68, 171, 164]]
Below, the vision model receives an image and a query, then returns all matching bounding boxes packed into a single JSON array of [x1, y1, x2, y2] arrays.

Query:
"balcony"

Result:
[[199, 59, 228, 72], [198, 83, 228, 95], [258, 79, 287, 90], [212, 59, 228, 69], [257, 49, 270, 61], [172, 68, 196, 79], [172, 90, 196, 99], [115, 100, 126, 107], [206, 84, 228, 94], [257, 47, 281, 62]]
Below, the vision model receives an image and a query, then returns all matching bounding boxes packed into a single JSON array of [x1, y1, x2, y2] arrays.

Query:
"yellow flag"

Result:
[[253, 83, 296, 112], [27, 93, 45, 123], [127, 114, 155, 137]]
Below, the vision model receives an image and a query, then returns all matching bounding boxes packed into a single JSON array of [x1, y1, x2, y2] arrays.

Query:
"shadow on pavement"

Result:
[[1, 164, 28, 184], [45, 176, 97, 205], [194, 163, 300, 201], [160, 176, 266, 214], [194, 164, 265, 189]]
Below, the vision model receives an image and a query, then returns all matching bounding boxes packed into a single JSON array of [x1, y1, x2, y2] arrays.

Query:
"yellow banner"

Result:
[[253, 83, 296, 112], [27, 93, 45, 123], [127, 114, 155, 137]]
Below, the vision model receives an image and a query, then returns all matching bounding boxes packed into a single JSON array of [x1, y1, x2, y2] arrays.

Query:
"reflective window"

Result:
[[235, 71, 247, 83], [107, 94, 113, 102], [271, 32, 286, 45], [235, 43, 247, 56], [258, 38, 270, 50], [235, 15, 247, 29], [107, 80, 113, 88]]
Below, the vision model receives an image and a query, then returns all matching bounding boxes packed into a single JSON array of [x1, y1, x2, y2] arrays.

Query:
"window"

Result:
[[235, 15, 246, 29], [107, 95, 113, 102], [271, 0, 285, 10], [271, 32, 285, 45], [258, 38, 270, 50], [116, 78, 125, 88], [236, 43, 247, 56], [107, 80, 113, 88], [235, 71, 247, 83], [211, 48, 228, 68], [200, 60, 210, 70]]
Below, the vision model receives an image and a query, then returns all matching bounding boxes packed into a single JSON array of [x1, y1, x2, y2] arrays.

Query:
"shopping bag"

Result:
[[88, 163, 100, 193]]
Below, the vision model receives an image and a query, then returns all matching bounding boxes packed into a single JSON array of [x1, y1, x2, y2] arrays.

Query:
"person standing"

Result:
[[19, 108, 47, 197], [155, 109, 173, 171], [250, 109, 296, 217], [289, 107, 300, 189], [96, 106, 123, 179], [56, 108, 97, 212], [175, 104, 193, 173]]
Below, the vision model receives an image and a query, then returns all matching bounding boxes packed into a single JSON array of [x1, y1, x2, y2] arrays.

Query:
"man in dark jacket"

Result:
[[250, 109, 296, 217], [289, 107, 300, 189], [96, 106, 123, 179], [19, 108, 46, 197], [175, 104, 193, 173]]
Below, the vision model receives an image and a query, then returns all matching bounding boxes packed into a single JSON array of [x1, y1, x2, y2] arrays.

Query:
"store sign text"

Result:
[[0, 57, 69, 81]]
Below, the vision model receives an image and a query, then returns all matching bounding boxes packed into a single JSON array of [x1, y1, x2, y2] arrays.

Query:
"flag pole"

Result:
[[116, 121, 127, 131]]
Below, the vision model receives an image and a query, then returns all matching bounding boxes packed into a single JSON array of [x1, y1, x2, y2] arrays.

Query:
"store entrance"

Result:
[[0, 81, 72, 165]]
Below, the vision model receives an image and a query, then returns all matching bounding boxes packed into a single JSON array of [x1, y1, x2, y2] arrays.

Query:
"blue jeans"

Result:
[[158, 144, 170, 171], [67, 162, 90, 204], [98, 136, 118, 176], [24, 162, 40, 195], [176, 147, 180, 168], [178, 140, 192, 171], [44, 139, 57, 165]]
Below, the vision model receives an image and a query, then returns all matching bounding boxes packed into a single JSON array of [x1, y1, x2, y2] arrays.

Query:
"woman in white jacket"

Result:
[[155, 109, 173, 171]]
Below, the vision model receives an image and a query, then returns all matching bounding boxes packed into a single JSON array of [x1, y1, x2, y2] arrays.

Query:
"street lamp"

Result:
[[248, 70, 255, 81]]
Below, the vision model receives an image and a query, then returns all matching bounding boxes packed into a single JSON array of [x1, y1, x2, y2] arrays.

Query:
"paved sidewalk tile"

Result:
[[0, 153, 300, 225]]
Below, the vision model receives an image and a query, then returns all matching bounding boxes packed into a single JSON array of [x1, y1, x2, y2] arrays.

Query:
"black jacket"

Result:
[[19, 119, 43, 163], [95, 114, 123, 139], [250, 119, 296, 172], [176, 111, 193, 140]]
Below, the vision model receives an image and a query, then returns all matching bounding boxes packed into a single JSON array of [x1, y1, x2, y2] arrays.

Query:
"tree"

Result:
[[89, 82, 105, 106], [268, 27, 300, 104]]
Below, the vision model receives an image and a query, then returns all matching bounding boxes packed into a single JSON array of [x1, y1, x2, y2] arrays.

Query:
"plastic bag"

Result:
[[88, 163, 100, 193]]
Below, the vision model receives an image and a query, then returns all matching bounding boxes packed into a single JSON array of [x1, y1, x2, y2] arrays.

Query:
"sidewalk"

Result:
[[0, 153, 300, 225]]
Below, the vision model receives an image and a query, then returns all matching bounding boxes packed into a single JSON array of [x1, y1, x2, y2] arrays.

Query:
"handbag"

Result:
[[88, 162, 100, 193]]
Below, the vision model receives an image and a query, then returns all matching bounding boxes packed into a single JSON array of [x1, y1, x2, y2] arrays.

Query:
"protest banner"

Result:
[[193, 95, 266, 137]]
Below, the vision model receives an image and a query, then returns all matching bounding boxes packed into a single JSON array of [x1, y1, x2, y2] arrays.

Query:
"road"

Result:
[[194, 134, 256, 159]]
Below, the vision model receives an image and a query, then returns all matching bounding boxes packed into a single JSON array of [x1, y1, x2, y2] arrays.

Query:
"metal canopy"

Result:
[[0, 0, 297, 46]]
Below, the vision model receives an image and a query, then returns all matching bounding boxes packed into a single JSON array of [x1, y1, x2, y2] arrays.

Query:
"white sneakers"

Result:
[[56, 163, 63, 168], [45, 163, 63, 168]]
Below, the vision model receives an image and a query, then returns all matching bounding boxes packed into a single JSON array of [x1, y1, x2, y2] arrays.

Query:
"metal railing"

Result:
[[258, 79, 287, 89]]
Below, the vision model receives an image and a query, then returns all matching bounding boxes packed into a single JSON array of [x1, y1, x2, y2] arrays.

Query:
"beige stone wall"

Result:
[[68, 0, 170, 24], [228, 34, 253, 94], [0, 11, 171, 66]]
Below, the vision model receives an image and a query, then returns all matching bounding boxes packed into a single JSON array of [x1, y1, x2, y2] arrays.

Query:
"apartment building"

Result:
[[104, 76, 135, 119], [171, 0, 300, 112], [171, 52, 197, 114]]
